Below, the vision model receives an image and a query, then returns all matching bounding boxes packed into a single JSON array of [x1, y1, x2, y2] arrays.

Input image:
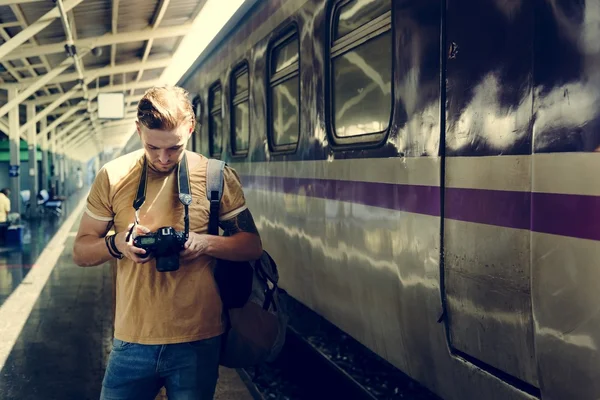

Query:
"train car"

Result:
[[176, 0, 600, 399]]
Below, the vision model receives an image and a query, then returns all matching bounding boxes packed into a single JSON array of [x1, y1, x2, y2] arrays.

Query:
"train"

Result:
[[124, 0, 600, 399]]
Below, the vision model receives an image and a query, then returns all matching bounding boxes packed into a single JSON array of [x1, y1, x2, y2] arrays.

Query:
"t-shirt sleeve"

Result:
[[219, 165, 247, 221], [85, 167, 114, 222]]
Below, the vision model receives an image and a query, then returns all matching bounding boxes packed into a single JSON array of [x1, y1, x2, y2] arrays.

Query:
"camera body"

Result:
[[133, 226, 186, 272]]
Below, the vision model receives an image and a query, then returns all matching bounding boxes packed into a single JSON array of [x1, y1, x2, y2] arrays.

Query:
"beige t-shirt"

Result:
[[0, 193, 10, 223], [85, 149, 247, 344]]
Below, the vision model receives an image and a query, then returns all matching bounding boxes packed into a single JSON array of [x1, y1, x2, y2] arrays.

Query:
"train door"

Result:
[[441, 0, 539, 394]]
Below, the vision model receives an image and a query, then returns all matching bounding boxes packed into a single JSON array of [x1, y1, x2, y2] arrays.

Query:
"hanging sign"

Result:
[[9, 165, 19, 177]]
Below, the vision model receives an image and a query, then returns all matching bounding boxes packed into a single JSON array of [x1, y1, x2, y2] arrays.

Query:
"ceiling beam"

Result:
[[19, 76, 94, 134], [0, 0, 45, 5], [36, 105, 86, 141], [62, 124, 96, 149], [69, 132, 94, 148], [2, 58, 171, 88], [68, 9, 77, 40], [10, 3, 59, 96], [28, 79, 161, 105], [0, 17, 27, 88], [0, 22, 21, 28], [100, 117, 137, 128], [69, 141, 97, 159], [11, 63, 45, 71], [102, 111, 136, 122], [0, 16, 30, 89], [54, 115, 87, 142], [49, 98, 140, 115], [68, 141, 95, 158], [0, 52, 86, 119], [59, 121, 92, 145], [102, 127, 135, 137], [5, 24, 191, 62], [129, 0, 170, 107], [55, 0, 92, 117], [110, 0, 119, 86], [23, 78, 156, 135], [0, 0, 83, 60]]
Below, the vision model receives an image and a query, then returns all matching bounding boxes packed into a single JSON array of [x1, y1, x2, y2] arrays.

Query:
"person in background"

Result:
[[48, 184, 66, 201], [76, 167, 84, 191], [0, 188, 11, 245]]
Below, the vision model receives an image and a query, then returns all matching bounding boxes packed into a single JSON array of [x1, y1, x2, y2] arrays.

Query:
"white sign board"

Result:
[[97, 92, 125, 119]]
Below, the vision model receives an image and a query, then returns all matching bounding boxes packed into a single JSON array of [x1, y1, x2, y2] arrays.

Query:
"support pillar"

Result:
[[27, 103, 38, 214], [51, 128, 57, 196], [63, 157, 70, 196], [8, 87, 20, 215], [59, 149, 65, 197], [41, 126, 49, 192]]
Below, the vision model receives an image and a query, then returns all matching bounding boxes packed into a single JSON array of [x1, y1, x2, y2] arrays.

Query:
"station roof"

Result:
[[0, 0, 250, 161]]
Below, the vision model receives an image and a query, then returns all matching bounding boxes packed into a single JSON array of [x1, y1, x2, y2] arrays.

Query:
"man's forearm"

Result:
[[205, 232, 262, 262], [73, 235, 115, 267]]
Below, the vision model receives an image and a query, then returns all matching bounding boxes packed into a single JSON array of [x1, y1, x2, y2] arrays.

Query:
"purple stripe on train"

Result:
[[241, 175, 600, 242]]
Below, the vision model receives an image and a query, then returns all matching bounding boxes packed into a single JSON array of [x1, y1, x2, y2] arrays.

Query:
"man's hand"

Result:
[[114, 224, 153, 264], [180, 232, 210, 262]]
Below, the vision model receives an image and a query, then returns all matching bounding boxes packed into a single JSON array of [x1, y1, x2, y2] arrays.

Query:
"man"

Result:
[[0, 188, 10, 245], [0, 188, 10, 220], [76, 167, 83, 191], [72, 86, 262, 400]]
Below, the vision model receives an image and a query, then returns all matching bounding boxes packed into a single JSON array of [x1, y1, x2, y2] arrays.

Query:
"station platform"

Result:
[[0, 192, 255, 400]]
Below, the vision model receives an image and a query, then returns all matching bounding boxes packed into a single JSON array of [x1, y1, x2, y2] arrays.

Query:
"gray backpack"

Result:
[[206, 159, 288, 367]]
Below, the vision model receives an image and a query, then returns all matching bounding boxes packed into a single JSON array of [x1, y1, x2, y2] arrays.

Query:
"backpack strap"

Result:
[[206, 159, 226, 235]]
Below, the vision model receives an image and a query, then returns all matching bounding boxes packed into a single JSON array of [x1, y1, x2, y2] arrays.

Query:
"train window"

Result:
[[329, 0, 392, 143], [272, 37, 299, 74], [208, 83, 222, 157], [192, 95, 202, 152], [230, 63, 250, 156], [268, 28, 300, 152], [334, 0, 390, 39]]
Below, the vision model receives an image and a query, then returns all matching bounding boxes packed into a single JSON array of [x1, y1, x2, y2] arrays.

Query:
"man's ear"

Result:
[[136, 121, 141, 138]]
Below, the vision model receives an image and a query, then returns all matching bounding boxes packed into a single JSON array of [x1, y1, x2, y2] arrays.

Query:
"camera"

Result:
[[133, 226, 186, 272]]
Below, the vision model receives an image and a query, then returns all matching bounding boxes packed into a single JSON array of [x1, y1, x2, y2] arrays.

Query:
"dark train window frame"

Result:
[[326, 0, 394, 148], [266, 24, 301, 154], [229, 61, 250, 158], [192, 95, 203, 153], [208, 81, 223, 158]]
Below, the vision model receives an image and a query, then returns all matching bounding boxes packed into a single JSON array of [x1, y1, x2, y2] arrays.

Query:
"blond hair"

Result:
[[137, 86, 195, 131]]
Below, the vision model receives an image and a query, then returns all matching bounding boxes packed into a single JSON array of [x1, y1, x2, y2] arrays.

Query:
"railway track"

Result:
[[239, 295, 441, 400]]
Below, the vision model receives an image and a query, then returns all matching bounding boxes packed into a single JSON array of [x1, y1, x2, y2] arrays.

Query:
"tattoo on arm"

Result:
[[101, 221, 114, 237], [219, 209, 259, 236]]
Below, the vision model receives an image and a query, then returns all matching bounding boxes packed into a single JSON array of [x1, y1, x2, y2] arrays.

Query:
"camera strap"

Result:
[[206, 159, 225, 235], [128, 152, 192, 241], [177, 153, 192, 240]]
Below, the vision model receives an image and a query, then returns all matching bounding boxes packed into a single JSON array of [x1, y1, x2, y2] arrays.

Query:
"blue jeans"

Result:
[[100, 335, 221, 400]]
